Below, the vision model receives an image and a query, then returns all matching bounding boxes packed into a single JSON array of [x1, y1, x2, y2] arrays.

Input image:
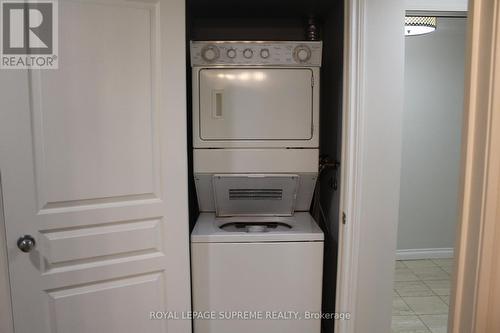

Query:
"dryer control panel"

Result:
[[191, 41, 322, 67]]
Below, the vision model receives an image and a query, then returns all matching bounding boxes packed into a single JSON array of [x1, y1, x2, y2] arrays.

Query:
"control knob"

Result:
[[201, 45, 219, 62], [243, 48, 254, 59], [226, 48, 237, 58], [260, 48, 270, 59], [293, 45, 312, 63]]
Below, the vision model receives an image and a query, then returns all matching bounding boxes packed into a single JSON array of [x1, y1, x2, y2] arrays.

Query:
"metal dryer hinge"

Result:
[[342, 212, 347, 225]]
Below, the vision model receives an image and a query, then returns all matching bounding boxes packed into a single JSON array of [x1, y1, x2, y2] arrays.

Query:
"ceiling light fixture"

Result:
[[405, 16, 437, 36]]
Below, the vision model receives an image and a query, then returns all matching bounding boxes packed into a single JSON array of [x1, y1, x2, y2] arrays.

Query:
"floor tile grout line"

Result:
[[393, 293, 417, 316], [406, 265, 450, 277], [399, 295, 449, 303], [438, 295, 450, 305], [417, 270, 442, 298], [418, 313, 451, 333], [430, 258, 454, 266], [397, 281, 450, 316], [398, 293, 417, 316], [417, 314, 434, 332], [391, 315, 431, 333], [421, 279, 451, 297], [395, 284, 438, 297]]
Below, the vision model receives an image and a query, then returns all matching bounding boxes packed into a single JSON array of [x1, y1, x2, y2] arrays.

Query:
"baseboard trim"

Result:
[[396, 248, 454, 260]]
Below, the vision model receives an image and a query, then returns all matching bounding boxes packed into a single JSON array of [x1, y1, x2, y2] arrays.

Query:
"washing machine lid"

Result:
[[191, 212, 324, 243], [213, 174, 299, 217]]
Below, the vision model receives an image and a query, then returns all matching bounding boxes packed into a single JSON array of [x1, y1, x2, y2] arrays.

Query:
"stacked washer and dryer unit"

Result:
[[190, 41, 324, 333]]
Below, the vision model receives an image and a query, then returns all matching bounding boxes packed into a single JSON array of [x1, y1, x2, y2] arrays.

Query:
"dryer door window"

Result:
[[198, 68, 314, 141]]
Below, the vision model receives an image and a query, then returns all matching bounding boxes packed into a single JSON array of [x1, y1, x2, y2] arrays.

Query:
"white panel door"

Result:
[[0, 0, 191, 332]]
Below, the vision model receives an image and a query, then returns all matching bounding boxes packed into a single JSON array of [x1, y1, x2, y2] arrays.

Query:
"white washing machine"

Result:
[[190, 41, 324, 333], [191, 213, 324, 333]]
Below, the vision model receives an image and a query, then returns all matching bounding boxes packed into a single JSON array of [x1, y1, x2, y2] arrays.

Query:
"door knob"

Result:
[[17, 235, 36, 253]]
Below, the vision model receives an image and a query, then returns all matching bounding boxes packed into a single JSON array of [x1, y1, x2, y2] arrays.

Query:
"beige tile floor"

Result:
[[392, 258, 454, 333]]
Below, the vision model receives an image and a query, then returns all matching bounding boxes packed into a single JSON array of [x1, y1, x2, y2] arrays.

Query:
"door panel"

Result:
[[34, 0, 159, 207], [45, 273, 166, 333], [199, 68, 314, 141], [0, 0, 191, 332], [39, 219, 161, 265]]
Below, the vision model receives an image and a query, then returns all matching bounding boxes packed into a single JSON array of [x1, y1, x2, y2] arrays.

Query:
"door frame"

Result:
[[450, 0, 500, 331], [2, 0, 498, 332], [335, 1, 405, 332], [335, 0, 473, 333], [333, 1, 365, 332]]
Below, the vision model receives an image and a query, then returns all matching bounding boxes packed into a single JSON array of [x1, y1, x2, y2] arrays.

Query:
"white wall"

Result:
[[405, 0, 467, 12], [397, 17, 466, 252]]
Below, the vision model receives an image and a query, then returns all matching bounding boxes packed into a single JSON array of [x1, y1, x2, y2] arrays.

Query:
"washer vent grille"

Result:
[[229, 189, 283, 200], [213, 175, 298, 216]]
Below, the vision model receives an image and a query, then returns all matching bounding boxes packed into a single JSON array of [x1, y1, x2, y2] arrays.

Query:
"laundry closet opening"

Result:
[[185, 1, 344, 331]]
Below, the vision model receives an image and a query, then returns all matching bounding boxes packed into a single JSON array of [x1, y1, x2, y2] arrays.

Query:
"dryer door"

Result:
[[197, 68, 316, 145]]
